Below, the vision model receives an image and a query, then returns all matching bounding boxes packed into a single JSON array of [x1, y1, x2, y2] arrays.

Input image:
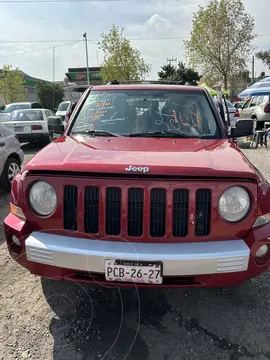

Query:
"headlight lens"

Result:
[[29, 181, 57, 216], [218, 186, 250, 222]]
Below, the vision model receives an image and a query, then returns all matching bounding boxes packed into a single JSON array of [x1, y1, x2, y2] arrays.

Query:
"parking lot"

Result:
[[0, 143, 270, 360]]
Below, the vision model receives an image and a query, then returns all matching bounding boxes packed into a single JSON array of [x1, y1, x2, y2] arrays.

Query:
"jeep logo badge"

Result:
[[125, 165, 149, 173]]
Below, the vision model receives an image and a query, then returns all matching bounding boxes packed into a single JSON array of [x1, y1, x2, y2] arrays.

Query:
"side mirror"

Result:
[[48, 116, 64, 134], [230, 119, 254, 138]]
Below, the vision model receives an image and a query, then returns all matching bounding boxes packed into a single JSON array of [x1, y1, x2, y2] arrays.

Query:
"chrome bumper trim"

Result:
[[25, 232, 250, 276]]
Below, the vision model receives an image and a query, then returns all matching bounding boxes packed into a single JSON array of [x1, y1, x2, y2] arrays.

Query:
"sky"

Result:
[[0, 0, 269, 82]]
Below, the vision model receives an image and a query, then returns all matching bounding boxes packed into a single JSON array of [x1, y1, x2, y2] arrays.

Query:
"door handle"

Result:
[[0, 142, 5, 147]]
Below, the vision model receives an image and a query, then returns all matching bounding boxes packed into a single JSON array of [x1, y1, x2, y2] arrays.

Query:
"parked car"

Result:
[[239, 95, 270, 130], [56, 101, 72, 119], [56, 101, 78, 128], [223, 99, 236, 122], [214, 98, 238, 127], [0, 102, 42, 116], [0, 123, 24, 192], [6, 82, 270, 289], [2, 109, 54, 144]]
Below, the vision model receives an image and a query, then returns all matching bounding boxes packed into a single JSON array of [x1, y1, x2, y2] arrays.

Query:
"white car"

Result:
[[56, 101, 72, 119], [2, 109, 54, 144], [0, 123, 24, 192]]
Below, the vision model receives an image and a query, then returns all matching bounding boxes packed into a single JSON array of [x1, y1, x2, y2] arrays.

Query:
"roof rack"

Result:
[[107, 80, 189, 85]]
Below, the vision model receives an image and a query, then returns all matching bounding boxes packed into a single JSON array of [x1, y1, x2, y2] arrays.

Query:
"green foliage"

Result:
[[100, 25, 151, 82], [256, 51, 270, 70], [185, 0, 255, 89], [158, 62, 201, 85], [36, 81, 65, 111], [0, 64, 27, 104]]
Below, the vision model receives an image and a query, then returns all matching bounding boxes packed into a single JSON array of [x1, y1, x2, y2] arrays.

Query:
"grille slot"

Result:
[[64, 185, 78, 230], [172, 189, 189, 237], [150, 188, 166, 237], [128, 188, 144, 236], [195, 189, 211, 236], [106, 187, 121, 235], [84, 187, 99, 234]]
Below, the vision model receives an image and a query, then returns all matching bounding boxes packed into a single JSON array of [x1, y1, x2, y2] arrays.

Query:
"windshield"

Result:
[[4, 103, 31, 113], [70, 90, 220, 138], [58, 102, 70, 111], [8, 110, 44, 121]]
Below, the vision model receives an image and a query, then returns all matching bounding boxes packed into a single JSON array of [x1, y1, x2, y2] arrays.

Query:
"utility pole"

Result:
[[52, 46, 55, 111], [83, 32, 90, 85], [252, 55, 255, 84], [167, 58, 177, 67]]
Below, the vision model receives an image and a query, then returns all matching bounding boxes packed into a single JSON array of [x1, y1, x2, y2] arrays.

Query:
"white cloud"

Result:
[[0, 0, 269, 81]]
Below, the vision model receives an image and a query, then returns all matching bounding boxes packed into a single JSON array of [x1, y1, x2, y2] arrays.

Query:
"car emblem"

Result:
[[125, 165, 149, 173]]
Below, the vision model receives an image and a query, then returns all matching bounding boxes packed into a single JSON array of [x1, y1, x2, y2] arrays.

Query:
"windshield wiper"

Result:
[[72, 130, 119, 137], [129, 131, 199, 138]]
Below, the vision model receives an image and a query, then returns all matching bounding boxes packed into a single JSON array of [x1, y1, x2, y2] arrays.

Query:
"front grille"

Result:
[[106, 187, 121, 235], [64, 185, 78, 230], [195, 189, 211, 236], [128, 188, 144, 236], [150, 189, 166, 237], [172, 189, 189, 237], [84, 187, 99, 234], [63, 185, 212, 237]]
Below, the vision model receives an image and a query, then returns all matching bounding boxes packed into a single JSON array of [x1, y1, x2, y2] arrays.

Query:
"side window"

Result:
[[45, 110, 51, 118], [250, 97, 258, 107], [257, 96, 264, 105], [243, 99, 251, 109]]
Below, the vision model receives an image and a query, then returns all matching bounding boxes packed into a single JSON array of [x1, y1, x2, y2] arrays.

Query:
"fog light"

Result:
[[256, 245, 269, 258], [12, 235, 21, 247]]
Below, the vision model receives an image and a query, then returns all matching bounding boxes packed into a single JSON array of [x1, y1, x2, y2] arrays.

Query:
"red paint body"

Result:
[[4, 85, 270, 287]]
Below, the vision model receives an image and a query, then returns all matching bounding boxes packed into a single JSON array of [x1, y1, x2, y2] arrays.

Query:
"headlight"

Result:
[[29, 181, 57, 216], [218, 186, 250, 222]]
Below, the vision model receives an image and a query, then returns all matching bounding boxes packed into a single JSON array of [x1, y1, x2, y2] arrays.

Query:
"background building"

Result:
[[65, 67, 103, 86]]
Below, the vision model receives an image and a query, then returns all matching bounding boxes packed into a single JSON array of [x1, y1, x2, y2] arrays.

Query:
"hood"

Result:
[[23, 135, 258, 180]]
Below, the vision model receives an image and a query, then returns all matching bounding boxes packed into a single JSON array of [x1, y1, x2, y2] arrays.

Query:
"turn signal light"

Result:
[[10, 203, 25, 220], [253, 213, 270, 228]]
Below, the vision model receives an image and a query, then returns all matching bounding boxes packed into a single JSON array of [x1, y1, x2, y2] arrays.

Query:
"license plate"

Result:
[[105, 260, 163, 284], [14, 127, 23, 133]]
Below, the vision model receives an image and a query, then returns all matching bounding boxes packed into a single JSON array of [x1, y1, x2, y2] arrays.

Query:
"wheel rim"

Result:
[[8, 162, 20, 183]]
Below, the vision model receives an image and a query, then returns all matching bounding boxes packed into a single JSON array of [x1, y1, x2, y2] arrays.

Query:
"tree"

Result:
[[158, 64, 176, 80], [256, 51, 270, 70], [185, 0, 255, 90], [99, 25, 151, 82], [158, 62, 201, 85], [0, 64, 27, 104], [36, 81, 65, 111]]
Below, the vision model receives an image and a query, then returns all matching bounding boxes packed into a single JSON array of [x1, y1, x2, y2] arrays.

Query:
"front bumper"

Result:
[[4, 213, 270, 288], [25, 232, 250, 276]]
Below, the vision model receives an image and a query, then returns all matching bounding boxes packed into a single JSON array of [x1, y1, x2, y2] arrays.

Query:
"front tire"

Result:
[[0, 157, 21, 192]]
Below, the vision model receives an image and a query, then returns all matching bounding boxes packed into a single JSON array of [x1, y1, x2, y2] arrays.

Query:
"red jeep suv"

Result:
[[4, 83, 270, 288]]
